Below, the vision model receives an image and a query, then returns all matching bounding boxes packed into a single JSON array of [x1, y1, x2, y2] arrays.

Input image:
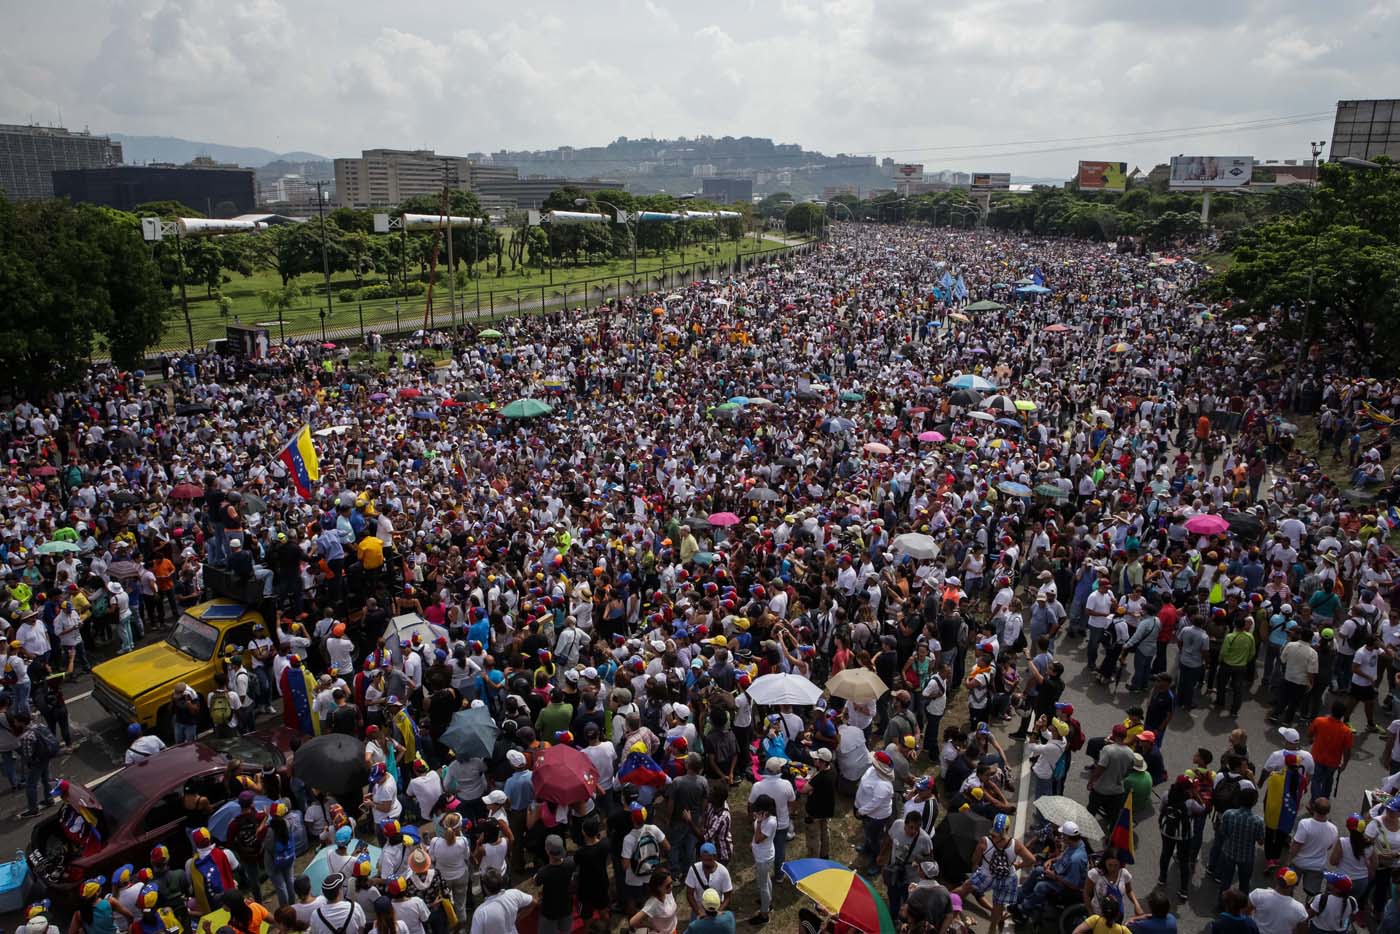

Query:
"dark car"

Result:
[[28, 734, 287, 904]]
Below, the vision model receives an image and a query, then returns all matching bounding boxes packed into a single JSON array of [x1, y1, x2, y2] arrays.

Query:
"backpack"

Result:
[[984, 837, 1013, 879], [271, 835, 296, 871], [210, 691, 233, 727], [1066, 718, 1086, 753], [1213, 774, 1243, 815], [1348, 618, 1372, 654], [631, 827, 662, 877], [1158, 800, 1192, 841], [31, 724, 59, 761], [1313, 892, 1357, 933]]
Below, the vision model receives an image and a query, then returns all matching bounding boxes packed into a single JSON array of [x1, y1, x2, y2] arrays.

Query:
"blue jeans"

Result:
[[1178, 663, 1203, 709], [173, 721, 198, 745], [1086, 626, 1106, 671], [1033, 775, 1054, 800], [12, 682, 29, 717], [860, 815, 889, 864], [774, 822, 789, 871], [268, 862, 295, 907], [1131, 650, 1155, 691], [0, 751, 17, 790], [668, 827, 697, 876], [1312, 763, 1337, 802], [24, 760, 50, 811], [1217, 857, 1252, 892]]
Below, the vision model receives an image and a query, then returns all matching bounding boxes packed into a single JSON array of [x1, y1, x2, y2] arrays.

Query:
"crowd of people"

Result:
[[5, 222, 1400, 934]]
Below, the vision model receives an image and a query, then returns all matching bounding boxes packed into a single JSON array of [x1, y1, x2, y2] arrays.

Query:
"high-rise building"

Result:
[[701, 177, 754, 204], [0, 123, 123, 201], [52, 160, 256, 215], [333, 149, 523, 208], [472, 176, 623, 210]]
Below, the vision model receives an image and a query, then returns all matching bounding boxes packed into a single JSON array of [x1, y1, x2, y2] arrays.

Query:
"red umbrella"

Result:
[[30, 465, 57, 477], [531, 744, 600, 806], [170, 482, 203, 499], [398, 388, 423, 399]]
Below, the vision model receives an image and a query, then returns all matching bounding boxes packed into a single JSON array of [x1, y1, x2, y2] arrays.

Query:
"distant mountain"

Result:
[[108, 134, 328, 167]]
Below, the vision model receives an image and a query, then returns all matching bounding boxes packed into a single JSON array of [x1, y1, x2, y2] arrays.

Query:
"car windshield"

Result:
[[92, 774, 145, 827], [165, 614, 218, 661], [203, 735, 284, 769]]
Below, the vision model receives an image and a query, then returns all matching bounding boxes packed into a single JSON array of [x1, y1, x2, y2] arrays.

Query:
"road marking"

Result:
[[88, 767, 122, 788], [1012, 744, 1033, 840], [68, 690, 93, 703]]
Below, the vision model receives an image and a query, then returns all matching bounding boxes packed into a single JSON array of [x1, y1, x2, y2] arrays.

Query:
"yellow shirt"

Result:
[[357, 536, 385, 570]]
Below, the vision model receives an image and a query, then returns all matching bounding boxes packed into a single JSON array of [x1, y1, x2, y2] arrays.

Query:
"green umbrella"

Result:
[[1034, 484, 1069, 500], [479, 328, 504, 340], [715, 402, 741, 412], [840, 391, 865, 402], [965, 299, 1006, 312], [36, 540, 79, 555], [501, 398, 552, 419]]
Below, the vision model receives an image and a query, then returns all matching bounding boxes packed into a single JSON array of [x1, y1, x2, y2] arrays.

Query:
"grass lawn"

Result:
[[164, 236, 802, 351]]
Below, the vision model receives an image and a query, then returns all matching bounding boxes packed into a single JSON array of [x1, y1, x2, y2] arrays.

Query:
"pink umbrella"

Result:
[[1184, 514, 1230, 536], [918, 431, 946, 443], [862, 441, 893, 455], [708, 512, 741, 527], [1042, 324, 1070, 334]]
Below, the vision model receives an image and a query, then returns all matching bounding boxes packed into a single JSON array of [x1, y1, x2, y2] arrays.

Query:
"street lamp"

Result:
[[314, 181, 333, 341], [1339, 156, 1397, 172], [577, 197, 637, 276]]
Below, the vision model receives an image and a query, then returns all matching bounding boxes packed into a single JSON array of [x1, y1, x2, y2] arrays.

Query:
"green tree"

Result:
[[784, 202, 824, 235], [132, 200, 203, 218], [0, 198, 167, 389], [254, 221, 347, 286]]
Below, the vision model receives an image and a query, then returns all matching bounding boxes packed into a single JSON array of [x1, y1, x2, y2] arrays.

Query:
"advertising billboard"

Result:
[[1168, 156, 1253, 190], [971, 172, 1011, 191], [1077, 161, 1128, 191], [892, 163, 924, 180]]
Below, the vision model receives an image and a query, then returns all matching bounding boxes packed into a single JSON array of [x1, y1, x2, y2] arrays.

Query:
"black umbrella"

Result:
[[746, 488, 783, 502], [950, 389, 983, 407], [293, 734, 368, 799], [932, 810, 992, 885], [1226, 511, 1265, 544], [109, 491, 139, 505], [176, 403, 213, 416], [683, 516, 713, 531]]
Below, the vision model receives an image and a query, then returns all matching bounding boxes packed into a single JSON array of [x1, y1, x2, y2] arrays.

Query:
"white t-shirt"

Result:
[[1291, 817, 1339, 870], [1249, 887, 1308, 934], [373, 774, 403, 819], [1353, 645, 1381, 687], [1085, 590, 1115, 627], [392, 896, 430, 934], [1262, 748, 1316, 778], [309, 900, 367, 934], [1307, 891, 1358, 933], [684, 861, 733, 902], [468, 889, 534, 934], [407, 772, 443, 819], [751, 815, 777, 863], [748, 775, 797, 830], [429, 835, 471, 882], [622, 824, 667, 887]]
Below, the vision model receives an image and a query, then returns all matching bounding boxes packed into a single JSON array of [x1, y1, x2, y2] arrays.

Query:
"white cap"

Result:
[[229, 538, 242, 549], [765, 757, 785, 774], [506, 749, 527, 768], [1060, 821, 1080, 836], [1279, 727, 1300, 744]]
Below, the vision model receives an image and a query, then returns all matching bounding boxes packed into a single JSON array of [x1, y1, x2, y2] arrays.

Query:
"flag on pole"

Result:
[[1032, 268, 1045, 286], [939, 270, 954, 291], [1108, 794, 1134, 862], [276, 426, 320, 499], [1360, 400, 1395, 426], [953, 276, 968, 301]]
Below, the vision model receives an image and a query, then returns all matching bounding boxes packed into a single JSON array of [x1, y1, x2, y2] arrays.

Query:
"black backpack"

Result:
[[1159, 800, 1192, 841], [1213, 774, 1243, 815], [1348, 618, 1372, 653]]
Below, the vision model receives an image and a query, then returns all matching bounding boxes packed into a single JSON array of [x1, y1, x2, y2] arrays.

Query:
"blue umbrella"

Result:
[[995, 417, 1023, 430], [821, 417, 856, 434], [440, 706, 498, 759], [1015, 284, 1051, 295], [998, 481, 1033, 498], [413, 410, 436, 420], [304, 842, 382, 889], [948, 375, 996, 391], [840, 391, 865, 402], [728, 396, 750, 406]]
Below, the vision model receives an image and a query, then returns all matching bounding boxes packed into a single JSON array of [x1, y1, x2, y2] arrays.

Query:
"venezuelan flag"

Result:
[[618, 750, 670, 788], [1109, 795, 1134, 863], [276, 426, 319, 499], [1361, 400, 1395, 426]]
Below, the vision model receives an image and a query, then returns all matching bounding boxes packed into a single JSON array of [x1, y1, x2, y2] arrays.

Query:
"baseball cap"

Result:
[[701, 888, 722, 911], [1276, 866, 1298, 886], [700, 842, 718, 856], [1279, 727, 1300, 743], [1060, 821, 1080, 837], [1110, 723, 1127, 737]]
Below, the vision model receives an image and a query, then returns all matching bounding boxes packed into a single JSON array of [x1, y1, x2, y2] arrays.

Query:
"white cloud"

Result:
[[0, 0, 1396, 176]]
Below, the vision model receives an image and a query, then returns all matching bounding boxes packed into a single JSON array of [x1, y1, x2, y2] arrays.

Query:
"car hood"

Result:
[[95, 642, 204, 697]]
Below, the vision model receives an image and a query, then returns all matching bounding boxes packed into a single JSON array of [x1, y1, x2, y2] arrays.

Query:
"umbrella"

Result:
[[715, 402, 741, 413], [964, 300, 1005, 312], [441, 706, 499, 759], [1043, 323, 1070, 334], [1035, 484, 1070, 500], [1227, 511, 1265, 543], [708, 512, 741, 527], [997, 481, 1033, 498], [501, 398, 553, 419], [304, 842, 381, 890], [782, 859, 896, 934], [1107, 342, 1133, 354], [314, 425, 352, 437], [320, 342, 337, 350], [745, 488, 782, 502], [746, 672, 823, 706], [532, 744, 601, 806], [826, 668, 891, 704], [398, 387, 423, 399], [239, 494, 267, 515], [479, 328, 504, 340], [890, 533, 939, 560], [1015, 284, 1051, 295], [1014, 400, 1038, 412], [693, 551, 717, 566], [170, 482, 203, 500], [948, 375, 996, 391], [980, 394, 1018, 414], [994, 417, 1023, 430], [1184, 513, 1230, 536], [36, 540, 79, 555], [413, 410, 437, 420], [369, 392, 388, 403], [727, 396, 751, 406], [175, 403, 212, 416], [455, 390, 486, 402], [932, 811, 993, 884], [947, 312, 971, 323], [949, 389, 983, 407], [1032, 796, 1106, 844], [683, 516, 713, 531], [1131, 366, 1153, 379], [109, 491, 139, 506], [747, 397, 774, 406], [862, 441, 892, 455], [821, 417, 856, 434], [292, 734, 368, 800], [917, 431, 946, 443], [840, 391, 865, 402], [951, 436, 979, 448], [30, 465, 57, 478]]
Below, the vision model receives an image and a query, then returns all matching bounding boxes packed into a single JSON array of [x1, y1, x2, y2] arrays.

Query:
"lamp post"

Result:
[[314, 180, 333, 342]]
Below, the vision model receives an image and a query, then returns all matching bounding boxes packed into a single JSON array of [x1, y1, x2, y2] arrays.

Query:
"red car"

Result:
[[28, 733, 292, 905]]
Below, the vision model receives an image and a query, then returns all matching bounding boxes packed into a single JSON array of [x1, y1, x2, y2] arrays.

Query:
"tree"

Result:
[[0, 198, 168, 390], [254, 221, 347, 286], [784, 202, 824, 235], [132, 200, 203, 219]]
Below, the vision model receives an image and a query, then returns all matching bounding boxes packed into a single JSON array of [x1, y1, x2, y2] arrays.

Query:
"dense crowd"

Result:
[[5, 222, 1400, 934]]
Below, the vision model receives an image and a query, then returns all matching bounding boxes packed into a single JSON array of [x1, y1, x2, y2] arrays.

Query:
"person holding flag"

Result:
[[279, 654, 321, 737], [1261, 752, 1309, 865], [275, 425, 320, 499]]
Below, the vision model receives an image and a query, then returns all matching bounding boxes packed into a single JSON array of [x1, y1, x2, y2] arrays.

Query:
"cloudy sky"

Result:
[[4, 0, 1397, 176]]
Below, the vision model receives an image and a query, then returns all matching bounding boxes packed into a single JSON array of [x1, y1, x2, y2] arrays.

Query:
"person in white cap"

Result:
[[1261, 726, 1315, 783], [747, 758, 796, 869]]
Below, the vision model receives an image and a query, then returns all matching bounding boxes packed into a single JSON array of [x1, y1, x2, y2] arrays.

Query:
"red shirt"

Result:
[[1309, 716, 1355, 768]]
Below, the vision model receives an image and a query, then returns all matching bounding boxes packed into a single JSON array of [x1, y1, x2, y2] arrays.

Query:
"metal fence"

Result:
[[151, 240, 817, 354]]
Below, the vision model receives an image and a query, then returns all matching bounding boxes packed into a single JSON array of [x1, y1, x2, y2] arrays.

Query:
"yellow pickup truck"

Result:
[[91, 599, 266, 735]]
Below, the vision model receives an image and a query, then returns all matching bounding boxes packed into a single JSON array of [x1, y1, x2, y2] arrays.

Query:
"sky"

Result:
[[3, 0, 1399, 178]]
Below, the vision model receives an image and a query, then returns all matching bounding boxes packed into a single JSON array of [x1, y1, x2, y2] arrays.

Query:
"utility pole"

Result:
[[315, 181, 333, 341], [1310, 140, 1327, 189], [175, 233, 194, 351], [442, 160, 456, 329]]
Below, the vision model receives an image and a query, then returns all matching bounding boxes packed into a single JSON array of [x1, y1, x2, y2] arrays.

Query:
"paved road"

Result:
[[999, 632, 1393, 930]]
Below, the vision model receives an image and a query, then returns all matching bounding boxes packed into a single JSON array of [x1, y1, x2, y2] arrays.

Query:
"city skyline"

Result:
[[2, 0, 1397, 177]]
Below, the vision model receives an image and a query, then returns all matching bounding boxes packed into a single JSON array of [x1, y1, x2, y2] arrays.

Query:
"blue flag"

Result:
[[953, 276, 968, 300], [939, 270, 954, 290], [1033, 268, 1045, 286]]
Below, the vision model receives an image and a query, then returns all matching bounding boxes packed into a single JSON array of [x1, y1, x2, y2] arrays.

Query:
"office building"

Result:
[[472, 176, 623, 210], [1330, 99, 1400, 163], [52, 159, 256, 215], [334, 149, 472, 208], [702, 177, 754, 204], [0, 123, 123, 201]]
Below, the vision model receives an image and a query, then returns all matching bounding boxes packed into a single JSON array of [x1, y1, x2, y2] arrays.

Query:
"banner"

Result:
[[1077, 161, 1128, 191], [971, 172, 1011, 191], [1168, 156, 1253, 190]]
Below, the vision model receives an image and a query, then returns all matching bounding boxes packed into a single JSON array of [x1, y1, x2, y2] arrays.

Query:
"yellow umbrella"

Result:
[[948, 312, 971, 323], [1014, 400, 1038, 412]]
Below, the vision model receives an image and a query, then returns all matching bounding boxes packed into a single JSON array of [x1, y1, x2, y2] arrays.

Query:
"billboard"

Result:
[[892, 163, 924, 180], [1168, 156, 1253, 190], [1077, 160, 1128, 191], [971, 172, 1011, 191]]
